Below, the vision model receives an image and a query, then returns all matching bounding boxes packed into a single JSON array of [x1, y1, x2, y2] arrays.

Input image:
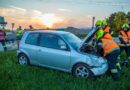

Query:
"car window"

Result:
[[25, 33, 39, 45], [62, 33, 81, 50], [40, 33, 67, 50]]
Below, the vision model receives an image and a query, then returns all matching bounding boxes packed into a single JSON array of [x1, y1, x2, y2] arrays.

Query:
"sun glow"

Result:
[[40, 13, 63, 28]]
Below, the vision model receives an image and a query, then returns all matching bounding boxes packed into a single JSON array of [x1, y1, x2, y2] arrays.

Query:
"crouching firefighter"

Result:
[[96, 29, 121, 81]]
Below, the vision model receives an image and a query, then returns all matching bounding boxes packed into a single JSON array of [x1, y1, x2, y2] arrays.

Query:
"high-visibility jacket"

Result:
[[0, 30, 5, 41], [104, 26, 113, 35], [30, 27, 35, 31], [127, 31, 130, 44], [104, 26, 110, 33], [100, 33, 120, 56], [119, 30, 130, 46], [16, 29, 23, 37]]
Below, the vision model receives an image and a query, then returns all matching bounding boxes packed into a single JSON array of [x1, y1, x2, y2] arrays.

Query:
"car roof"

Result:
[[27, 30, 70, 35]]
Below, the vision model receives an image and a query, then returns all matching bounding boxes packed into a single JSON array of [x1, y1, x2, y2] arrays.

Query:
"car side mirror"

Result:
[[60, 45, 67, 50]]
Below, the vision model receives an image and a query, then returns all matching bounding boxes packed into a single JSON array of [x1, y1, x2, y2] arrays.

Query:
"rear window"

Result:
[[25, 33, 39, 46]]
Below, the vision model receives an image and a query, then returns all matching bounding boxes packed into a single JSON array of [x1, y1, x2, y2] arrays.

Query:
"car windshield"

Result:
[[62, 33, 82, 50]]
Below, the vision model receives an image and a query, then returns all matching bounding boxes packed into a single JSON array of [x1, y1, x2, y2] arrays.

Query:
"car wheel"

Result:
[[72, 63, 93, 79], [18, 54, 29, 65]]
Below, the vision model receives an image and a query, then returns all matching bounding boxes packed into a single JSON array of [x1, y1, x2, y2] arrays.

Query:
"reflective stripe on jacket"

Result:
[[0, 30, 5, 40], [101, 33, 119, 56]]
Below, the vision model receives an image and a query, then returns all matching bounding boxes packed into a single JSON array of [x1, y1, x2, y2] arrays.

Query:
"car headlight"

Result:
[[87, 55, 107, 67]]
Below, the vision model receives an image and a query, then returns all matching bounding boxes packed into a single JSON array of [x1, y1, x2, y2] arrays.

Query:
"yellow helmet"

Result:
[[102, 20, 107, 26], [122, 23, 129, 29], [95, 20, 102, 27]]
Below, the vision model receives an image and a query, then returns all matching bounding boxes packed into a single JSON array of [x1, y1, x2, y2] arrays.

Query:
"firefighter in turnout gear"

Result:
[[119, 23, 130, 59], [91, 20, 102, 47], [96, 29, 120, 81], [102, 20, 113, 35]]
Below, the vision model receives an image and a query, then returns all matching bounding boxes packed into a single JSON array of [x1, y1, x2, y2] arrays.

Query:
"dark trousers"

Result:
[[106, 50, 120, 80], [120, 46, 130, 57], [106, 50, 120, 70], [0, 40, 7, 51]]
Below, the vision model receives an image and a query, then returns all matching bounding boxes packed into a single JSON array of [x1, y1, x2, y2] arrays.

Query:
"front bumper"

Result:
[[90, 63, 108, 76]]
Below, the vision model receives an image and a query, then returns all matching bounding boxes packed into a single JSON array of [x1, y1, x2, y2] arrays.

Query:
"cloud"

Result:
[[9, 5, 26, 12], [32, 10, 42, 18], [0, 7, 91, 29], [87, 15, 92, 18], [33, 10, 42, 15], [58, 8, 72, 12]]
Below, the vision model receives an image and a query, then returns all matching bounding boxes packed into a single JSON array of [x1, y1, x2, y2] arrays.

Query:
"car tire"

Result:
[[18, 53, 29, 65], [72, 63, 93, 79]]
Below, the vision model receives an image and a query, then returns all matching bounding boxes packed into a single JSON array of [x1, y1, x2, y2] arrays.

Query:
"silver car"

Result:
[[17, 30, 108, 78]]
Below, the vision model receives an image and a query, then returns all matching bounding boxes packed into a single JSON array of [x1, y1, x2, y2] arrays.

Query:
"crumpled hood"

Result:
[[79, 28, 97, 50]]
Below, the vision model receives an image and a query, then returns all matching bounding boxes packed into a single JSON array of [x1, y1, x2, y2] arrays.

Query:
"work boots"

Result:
[[112, 73, 119, 81]]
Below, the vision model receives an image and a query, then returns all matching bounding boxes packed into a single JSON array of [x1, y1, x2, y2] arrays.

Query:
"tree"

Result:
[[126, 12, 130, 21], [107, 12, 128, 35]]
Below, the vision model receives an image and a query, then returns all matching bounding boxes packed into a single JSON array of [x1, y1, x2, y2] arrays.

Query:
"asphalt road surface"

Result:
[[0, 41, 18, 51]]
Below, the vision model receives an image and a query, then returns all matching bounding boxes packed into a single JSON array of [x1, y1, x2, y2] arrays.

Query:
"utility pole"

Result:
[[92, 16, 95, 29], [11, 23, 15, 31]]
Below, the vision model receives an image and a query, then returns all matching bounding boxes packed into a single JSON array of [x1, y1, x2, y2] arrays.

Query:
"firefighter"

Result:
[[129, 21, 130, 28], [16, 26, 23, 40], [16, 26, 23, 47], [0, 29, 7, 51], [29, 25, 35, 31], [91, 20, 102, 47], [102, 20, 113, 35], [119, 23, 130, 59], [96, 29, 120, 81]]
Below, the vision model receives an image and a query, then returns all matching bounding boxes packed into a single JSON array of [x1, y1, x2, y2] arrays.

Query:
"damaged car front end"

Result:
[[62, 28, 108, 77], [78, 28, 108, 76]]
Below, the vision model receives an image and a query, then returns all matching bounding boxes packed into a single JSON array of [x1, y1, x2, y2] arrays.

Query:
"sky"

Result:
[[0, 0, 130, 29]]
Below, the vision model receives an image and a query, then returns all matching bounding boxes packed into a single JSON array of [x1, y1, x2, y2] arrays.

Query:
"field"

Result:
[[0, 51, 130, 90]]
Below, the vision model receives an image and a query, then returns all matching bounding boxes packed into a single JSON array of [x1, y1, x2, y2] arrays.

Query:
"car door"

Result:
[[38, 33, 71, 70], [24, 32, 40, 64]]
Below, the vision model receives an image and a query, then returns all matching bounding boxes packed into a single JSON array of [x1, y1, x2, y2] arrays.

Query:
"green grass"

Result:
[[0, 51, 130, 90]]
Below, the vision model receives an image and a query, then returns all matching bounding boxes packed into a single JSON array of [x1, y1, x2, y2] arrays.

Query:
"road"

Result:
[[0, 41, 18, 51]]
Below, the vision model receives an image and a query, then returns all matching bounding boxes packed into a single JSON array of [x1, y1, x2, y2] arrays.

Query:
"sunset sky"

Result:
[[0, 0, 130, 29]]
